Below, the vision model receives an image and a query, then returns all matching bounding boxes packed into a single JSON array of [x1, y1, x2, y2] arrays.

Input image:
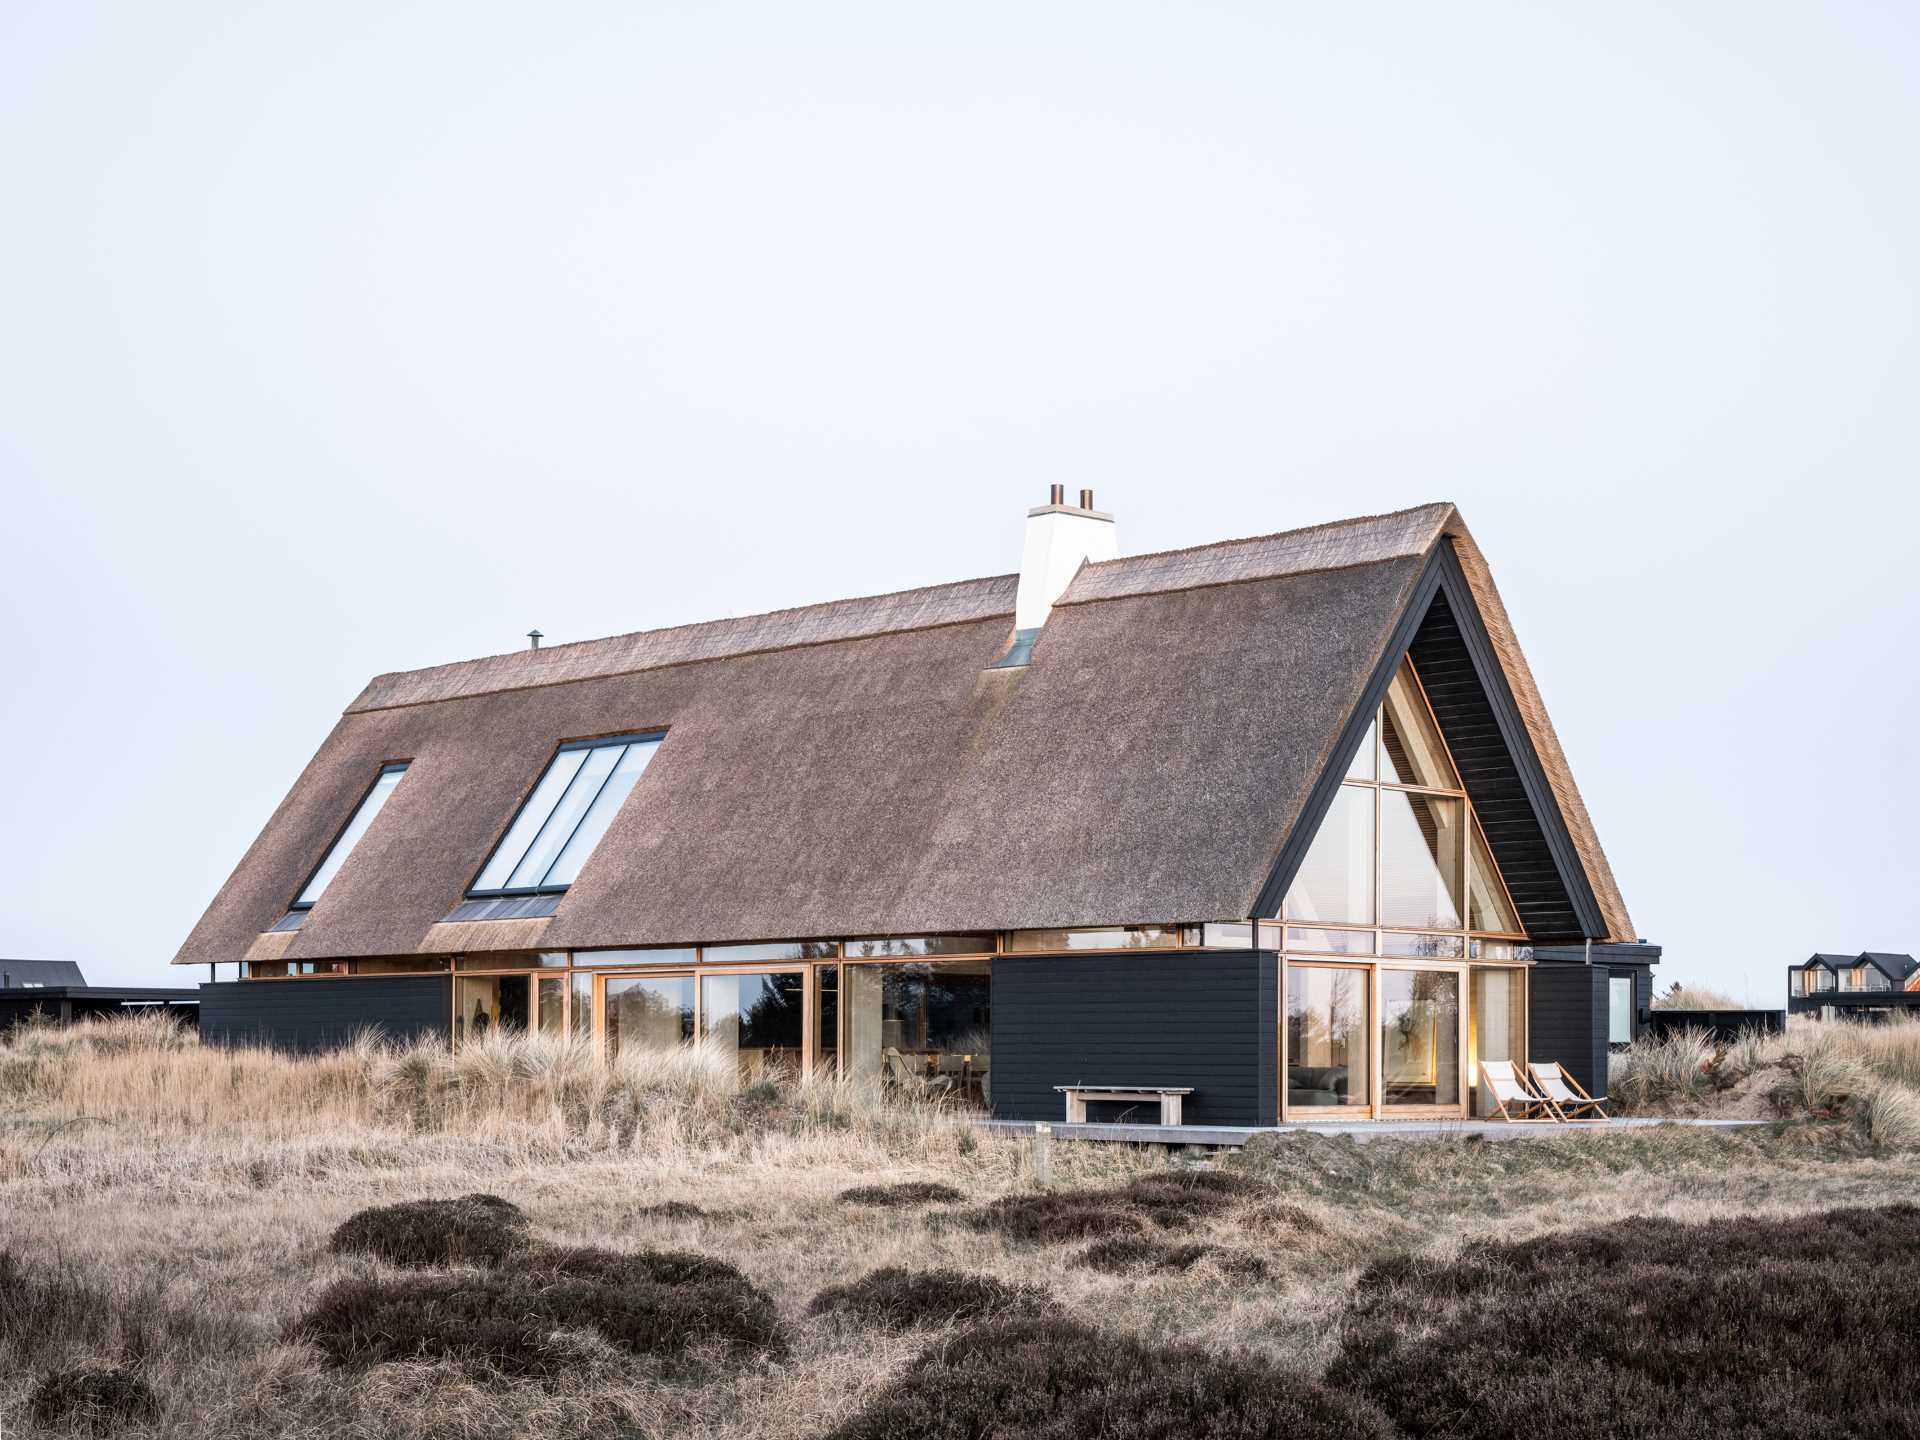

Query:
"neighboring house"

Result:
[[0, 959, 200, 1034], [1788, 952, 1920, 1021], [175, 494, 1659, 1124]]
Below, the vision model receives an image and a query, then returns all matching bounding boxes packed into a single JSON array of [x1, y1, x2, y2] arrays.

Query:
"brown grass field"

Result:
[[4, 1012, 1919, 1438]]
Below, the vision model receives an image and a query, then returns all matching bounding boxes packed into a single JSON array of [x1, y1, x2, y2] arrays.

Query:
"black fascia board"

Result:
[[1253, 540, 1608, 940]]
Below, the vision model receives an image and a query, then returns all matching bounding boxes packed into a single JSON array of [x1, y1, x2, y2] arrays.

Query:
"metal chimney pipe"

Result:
[[1048, 484, 1065, 505], [527, 629, 544, 651], [1079, 488, 1095, 510]]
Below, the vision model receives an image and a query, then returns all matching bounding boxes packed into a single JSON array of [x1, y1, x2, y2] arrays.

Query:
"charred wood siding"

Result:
[[1527, 962, 1609, 1098], [1409, 589, 1585, 940], [990, 951, 1276, 1126], [199, 977, 450, 1053]]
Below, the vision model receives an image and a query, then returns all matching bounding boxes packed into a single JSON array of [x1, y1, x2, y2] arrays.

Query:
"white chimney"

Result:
[[1014, 485, 1118, 632]]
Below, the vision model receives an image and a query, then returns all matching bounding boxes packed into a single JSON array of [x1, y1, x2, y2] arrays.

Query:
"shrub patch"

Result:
[[962, 1168, 1263, 1244], [1076, 1236, 1215, 1274], [291, 1244, 785, 1378], [1327, 1205, 1920, 1440], [28, 1367, 159, 1434], [837, 1181, 965, 1207], [635, 1200, 709, 1220], [329, 1193, 530, 1268], [822, 1316, 1395, 1440], [806, 1267, 1051, 1330]]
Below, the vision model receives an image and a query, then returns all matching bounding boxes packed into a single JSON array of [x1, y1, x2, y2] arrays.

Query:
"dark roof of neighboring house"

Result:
[[174, 503, 1636, 966], [1800, 952, 1918, 980], [0, 959, 86, 988]]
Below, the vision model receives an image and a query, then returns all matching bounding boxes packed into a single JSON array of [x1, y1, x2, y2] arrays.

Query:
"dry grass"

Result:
[[1651, 982, 1743, 1009], [4, 1013, 1920, 1438]]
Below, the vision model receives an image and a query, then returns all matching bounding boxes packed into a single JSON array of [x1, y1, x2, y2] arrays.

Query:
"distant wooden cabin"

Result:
[[176, 494, 1657, 1123]]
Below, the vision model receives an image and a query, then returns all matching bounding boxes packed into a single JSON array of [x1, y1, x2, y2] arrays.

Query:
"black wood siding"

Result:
[[1528, 962, 1609, 1097], [1409, 588, 1588, 940], [199, 977, 450, 1053], [991, 951, 1275, 1126]]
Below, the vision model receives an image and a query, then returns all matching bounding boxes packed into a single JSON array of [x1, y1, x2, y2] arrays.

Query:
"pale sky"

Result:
[[2, 2, 1915, 1002]]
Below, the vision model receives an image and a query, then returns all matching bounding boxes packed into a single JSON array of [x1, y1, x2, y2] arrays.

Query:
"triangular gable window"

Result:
[[1282, 657, 1524, 951]]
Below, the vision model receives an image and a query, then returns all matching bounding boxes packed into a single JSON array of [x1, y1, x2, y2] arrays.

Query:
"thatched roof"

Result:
[[175, 502, 1635, 965]]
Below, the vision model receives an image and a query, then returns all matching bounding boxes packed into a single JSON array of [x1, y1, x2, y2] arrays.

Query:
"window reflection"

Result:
[[844, 961, 991, 1107], [1286, 966, 1368, 1110]]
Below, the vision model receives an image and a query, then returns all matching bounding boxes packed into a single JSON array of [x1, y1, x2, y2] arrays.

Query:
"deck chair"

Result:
[[882, 1047, 920, 1086], [1528, 1061, 1610, 1122], [1479, 1060, 1556, 1123]]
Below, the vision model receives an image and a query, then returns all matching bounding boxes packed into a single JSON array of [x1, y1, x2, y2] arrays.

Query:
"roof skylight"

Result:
[[469, 734, 662, 897]]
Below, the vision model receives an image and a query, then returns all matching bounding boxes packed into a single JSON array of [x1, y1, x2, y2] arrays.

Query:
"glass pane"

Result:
[[604, 975, 694, 1055], [455, 976, 529, 1046], [296, 765, 407, 906], [537, 976, 565, 1036], [701, 971, 805, 1077], [1608, 975, 1633, 1044], [1382, 932, 1463, 958], [1468, 820, 1521, 933], [570, 971, 594, 1039], [1002, 928, 1178, 952], [1285, 927, 1376, 956], [505, 743, 623, 890], [1380, 659, 1458, 789], [1380, 970, 1461, 1107], [1470, 967, 1526, 1116], [1285, 966, 1368, 1110], [702, 940, 839, 962], [472, 748, 588, 892], [543, 739, 660, 888], [1200, 923, 1253, 949], [842, 960, 991, 1107], [1345, 719, 1376, 781], [843, 936, 995, 957], [574, 947, 699, 968], [816, 965, 839, 1077], [1284, 785, 1375, 925], [1380, 791, 1464, 930]]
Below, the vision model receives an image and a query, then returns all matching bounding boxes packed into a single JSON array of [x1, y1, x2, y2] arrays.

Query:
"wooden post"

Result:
[[1032, 1122, 1052, 1189]]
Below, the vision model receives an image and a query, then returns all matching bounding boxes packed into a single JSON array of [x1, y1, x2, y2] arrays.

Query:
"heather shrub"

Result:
[[329, 1193, 530, 1268], [0, 1249, 239, 1366], [959, 1192, 1142, 1244], [837, 1181, 964, 1207], [28, 1367, 159, 1434], [806, 1267, 1052, 1330], [1076, 1236, 1214, 1274], [290, 1245, 785, 1377], [1117, 1168, 1265, 1227], [823, 1316, 1395, 1440], [962, 1167, 1260, 1244], [1328, 1205, 1920, 1440]]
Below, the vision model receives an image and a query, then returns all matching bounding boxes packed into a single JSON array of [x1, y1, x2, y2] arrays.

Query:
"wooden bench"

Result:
[[1055, 1085, 1194, 1125]]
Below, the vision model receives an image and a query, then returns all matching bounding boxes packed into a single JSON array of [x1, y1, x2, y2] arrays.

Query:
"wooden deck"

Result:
[[975, 1117, 1771, 1147]]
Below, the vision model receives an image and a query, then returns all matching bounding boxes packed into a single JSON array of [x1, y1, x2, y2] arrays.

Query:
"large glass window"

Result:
[[1285, 966, 1368, 1110], [470, 734, 662, 896], [1284, 785, 1375, 925], [1283, 656, 1521, 945], [702, 971, 805, 1077], [1471, 967, 1527, 1116], [816, 965, 839, 1076], [604, 974, 694, 1055], [455, 975, 529, 1046], [843, 961, 991, 1106], [1380, 792, 1464, 930], [293, 763, 408, 909], [1380, 970, 1460, 1107]]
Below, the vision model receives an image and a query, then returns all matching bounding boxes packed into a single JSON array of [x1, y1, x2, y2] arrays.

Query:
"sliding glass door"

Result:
[[1378, 968, 1462, 1110], [1284, 964, 1370, 1112]]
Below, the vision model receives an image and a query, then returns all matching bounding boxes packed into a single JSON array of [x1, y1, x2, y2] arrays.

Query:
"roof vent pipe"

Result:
[[1011, 486, 1118, 634], [527, 629, 544, 651]]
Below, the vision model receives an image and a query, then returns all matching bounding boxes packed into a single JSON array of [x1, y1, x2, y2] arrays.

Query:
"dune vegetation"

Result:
[[3, 1011, 1919, 1437]]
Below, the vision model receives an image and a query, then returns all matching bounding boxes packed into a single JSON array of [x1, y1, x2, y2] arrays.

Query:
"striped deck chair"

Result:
[[1479, 1060, 1556, 1123], [1528, 1061, 1610, 1122]]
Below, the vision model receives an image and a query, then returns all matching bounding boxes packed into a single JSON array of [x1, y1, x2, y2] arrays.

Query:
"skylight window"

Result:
[[469, 734, 662, 897], [293, 763, 408, 910]]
